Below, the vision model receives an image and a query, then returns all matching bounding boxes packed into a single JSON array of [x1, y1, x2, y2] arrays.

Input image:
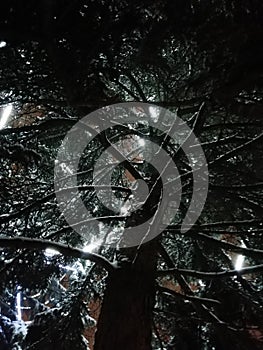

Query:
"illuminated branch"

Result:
[[209, 132, 263, 167], [0, 237, 115, 272]]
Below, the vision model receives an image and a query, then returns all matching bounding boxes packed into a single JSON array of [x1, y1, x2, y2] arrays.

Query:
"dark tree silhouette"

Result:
[[0, 1, 263, 349]]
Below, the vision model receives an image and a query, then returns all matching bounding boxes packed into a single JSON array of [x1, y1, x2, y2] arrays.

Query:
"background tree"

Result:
[[0, 1, 263, 349]]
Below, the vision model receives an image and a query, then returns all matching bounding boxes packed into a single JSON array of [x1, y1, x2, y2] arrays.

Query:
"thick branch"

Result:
[[0, 237, 114, 272]]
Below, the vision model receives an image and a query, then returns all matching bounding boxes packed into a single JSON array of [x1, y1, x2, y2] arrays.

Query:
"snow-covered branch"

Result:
[[0, 237, 115, 272]]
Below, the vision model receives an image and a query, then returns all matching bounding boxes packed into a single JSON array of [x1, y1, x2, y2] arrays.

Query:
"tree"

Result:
[[0, 1, 263, 349]]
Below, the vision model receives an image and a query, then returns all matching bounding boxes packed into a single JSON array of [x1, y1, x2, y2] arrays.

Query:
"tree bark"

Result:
[[94, 244, 157, 350]]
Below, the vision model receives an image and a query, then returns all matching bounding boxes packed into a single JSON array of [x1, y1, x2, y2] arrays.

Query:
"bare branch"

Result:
[[167, 218, 262, 230], [0, 185, 130, 225], [189, 232, 263, 260], [209, 132, 263, 167], [210, 182, 263, 190], [157, 264, 263, 279], [158, 286, 221, 306]]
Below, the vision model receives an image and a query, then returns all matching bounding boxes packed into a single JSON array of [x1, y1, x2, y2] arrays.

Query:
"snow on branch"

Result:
[[0, 237, 115, 272]]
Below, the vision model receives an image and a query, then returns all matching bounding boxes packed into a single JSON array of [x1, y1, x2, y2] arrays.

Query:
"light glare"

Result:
[[234, 241, 246, 270], [138, 138, 145, 147], [0, 104, 13, 129], [16, 292, 22, 320], [83, 240, 101, 253], [45, 248, 60, 257], [235, 254, 245, 271]]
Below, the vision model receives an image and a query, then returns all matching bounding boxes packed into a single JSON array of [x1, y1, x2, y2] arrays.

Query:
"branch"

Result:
[[125, 71, 147, 102], [167, 218, 263, 230], [0, 118, 77, 136], [114, 78, 140, 101], [189, 232, 263, 260], [191, 101, 207, 135], [166, 226, 263, 260], [157, 243, 193, 294], [0, 186, 131, 225], [158, 286, 221, 306], [210, 182, 263, 191], [209, 132, 263, 167], [0, 237, 115, 272], [157, 243, 256, 328], [0, 193, 54, 225], [153, 321, 165, 350], [100, 131, 143, 181], [157, 264, 263, 279], [203, 122, 263, 132]]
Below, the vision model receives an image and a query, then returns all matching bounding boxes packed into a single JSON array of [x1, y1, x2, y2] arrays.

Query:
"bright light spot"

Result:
[[16, 291, 22, 320], [62, 265, 77, 272], [234, 241, 246, 270], [198, 279, 206, 287], [30, 292, 41, 298], [120, 206, 129, 215], [83, 240, 101, 253], [235, 254, 245, 271], [45, 248, 61, 257], [138, 138, 145, 147], [120, 201, 131, 216], [149, 106, 159, 122], [60, 162, 73, 175], [0, 41, 6, 48], [0, 104, 12, 129]]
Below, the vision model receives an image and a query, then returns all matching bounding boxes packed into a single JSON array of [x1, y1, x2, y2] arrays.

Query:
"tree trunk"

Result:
[[94, 244, 157, 350]]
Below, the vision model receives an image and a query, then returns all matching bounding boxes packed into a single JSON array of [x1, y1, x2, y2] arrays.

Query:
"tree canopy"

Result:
[[0, 1, 263, 349]]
